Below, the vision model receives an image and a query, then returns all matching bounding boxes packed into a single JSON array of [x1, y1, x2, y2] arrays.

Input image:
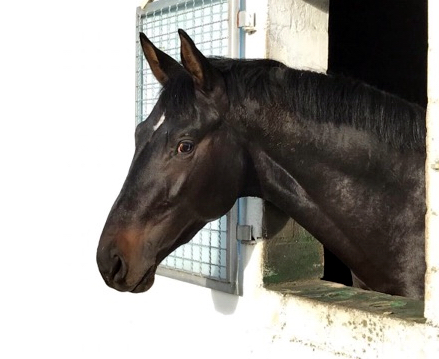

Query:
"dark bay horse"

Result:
[[97, 30, 426, 299]]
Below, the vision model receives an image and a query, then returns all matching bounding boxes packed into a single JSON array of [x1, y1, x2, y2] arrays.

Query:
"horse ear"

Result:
[[139, 32, 182, 86], [178, 29, 221, 93]]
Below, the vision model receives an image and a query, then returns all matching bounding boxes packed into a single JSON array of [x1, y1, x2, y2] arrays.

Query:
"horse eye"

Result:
[[177, 140, 194, 154]]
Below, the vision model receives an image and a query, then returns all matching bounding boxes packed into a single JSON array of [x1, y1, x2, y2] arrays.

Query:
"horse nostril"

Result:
[[110, 254, 127, 283]]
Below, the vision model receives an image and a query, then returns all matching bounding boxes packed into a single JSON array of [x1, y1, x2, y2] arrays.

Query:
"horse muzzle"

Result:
[[96, 243, 157, 293]]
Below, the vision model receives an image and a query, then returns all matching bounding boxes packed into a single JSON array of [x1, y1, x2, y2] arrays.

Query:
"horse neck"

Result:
[[231, 100, 425, 294], [235, 100, 421, 182]]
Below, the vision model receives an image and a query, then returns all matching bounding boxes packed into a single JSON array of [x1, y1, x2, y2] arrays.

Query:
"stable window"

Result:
[[264, 0, 428, 291], [260, 0, 428, 307], [260, 2, 439, 355], [135, 0, 241, 294], [327, 0, 427, 286]]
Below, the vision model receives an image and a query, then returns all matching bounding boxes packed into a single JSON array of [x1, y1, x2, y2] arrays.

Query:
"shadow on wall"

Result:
[[303, 0, 329, 13], [211, 290, 240, 315], [210, 233, 259, 315]]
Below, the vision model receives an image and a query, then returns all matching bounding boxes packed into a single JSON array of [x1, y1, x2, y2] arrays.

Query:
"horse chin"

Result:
[[130, 266, 156, 293]]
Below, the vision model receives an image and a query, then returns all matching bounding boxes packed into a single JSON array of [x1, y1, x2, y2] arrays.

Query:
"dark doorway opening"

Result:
[[323, 0, 428, 286]]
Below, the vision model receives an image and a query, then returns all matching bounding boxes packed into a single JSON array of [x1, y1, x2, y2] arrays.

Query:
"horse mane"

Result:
[[158, 57, 426, 151], [211, 58, 426, 152]]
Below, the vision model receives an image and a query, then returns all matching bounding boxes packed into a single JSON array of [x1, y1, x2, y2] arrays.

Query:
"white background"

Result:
[[0, 1, 217, 357]]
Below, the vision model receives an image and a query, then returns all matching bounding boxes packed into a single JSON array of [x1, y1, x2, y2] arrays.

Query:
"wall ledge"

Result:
[[265, 280, 425, 323]]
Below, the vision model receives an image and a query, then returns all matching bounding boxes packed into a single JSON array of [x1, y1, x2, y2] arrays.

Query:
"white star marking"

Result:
[[153, 113, 166, 132]]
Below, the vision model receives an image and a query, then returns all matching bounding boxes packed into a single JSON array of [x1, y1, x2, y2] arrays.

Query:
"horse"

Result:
[[97, 29, 426, 299]]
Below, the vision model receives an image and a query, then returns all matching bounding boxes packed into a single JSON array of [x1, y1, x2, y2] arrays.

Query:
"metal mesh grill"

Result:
[[136, 0, 229, 124], [164, 217, 228, 279], [136, 0, 231, 282]]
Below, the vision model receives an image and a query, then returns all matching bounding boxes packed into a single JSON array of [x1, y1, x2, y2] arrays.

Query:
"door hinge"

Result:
[[236, 224, 254, 243], [237, 11, 256, 34]]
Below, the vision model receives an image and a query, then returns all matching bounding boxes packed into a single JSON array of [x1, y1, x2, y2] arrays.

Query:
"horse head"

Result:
[[96, 30, 247, 292]]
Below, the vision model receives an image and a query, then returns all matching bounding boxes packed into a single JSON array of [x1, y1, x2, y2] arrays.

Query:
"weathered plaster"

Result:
[[425, 0, 439, 326], [267, 0, 329, 71], [262, 281, 438, 358]]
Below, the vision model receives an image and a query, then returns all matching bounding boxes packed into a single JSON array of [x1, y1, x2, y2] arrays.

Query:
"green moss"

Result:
[[262, 203, 324, 285]]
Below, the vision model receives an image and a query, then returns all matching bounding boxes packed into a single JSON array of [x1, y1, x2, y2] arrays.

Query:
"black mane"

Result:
[[160, 57, 426, 151], [211, 58, 426, 151]]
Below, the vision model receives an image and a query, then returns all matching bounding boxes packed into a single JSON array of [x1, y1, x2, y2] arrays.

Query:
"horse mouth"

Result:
[[131, 265, 157, 293]]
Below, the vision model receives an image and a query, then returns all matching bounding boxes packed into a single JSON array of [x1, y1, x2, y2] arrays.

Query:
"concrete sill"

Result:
[[265, 279, 425, 324]]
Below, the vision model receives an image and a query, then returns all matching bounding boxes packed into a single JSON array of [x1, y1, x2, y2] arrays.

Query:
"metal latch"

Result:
[[237, 11, 256, 34], [237, 224, 254, 243]]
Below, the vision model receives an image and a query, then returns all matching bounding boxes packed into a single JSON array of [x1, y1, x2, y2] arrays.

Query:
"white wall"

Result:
[[1, 1, 148, 357], [425, 0, 439, 325], [266, 0, 329, 71]]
